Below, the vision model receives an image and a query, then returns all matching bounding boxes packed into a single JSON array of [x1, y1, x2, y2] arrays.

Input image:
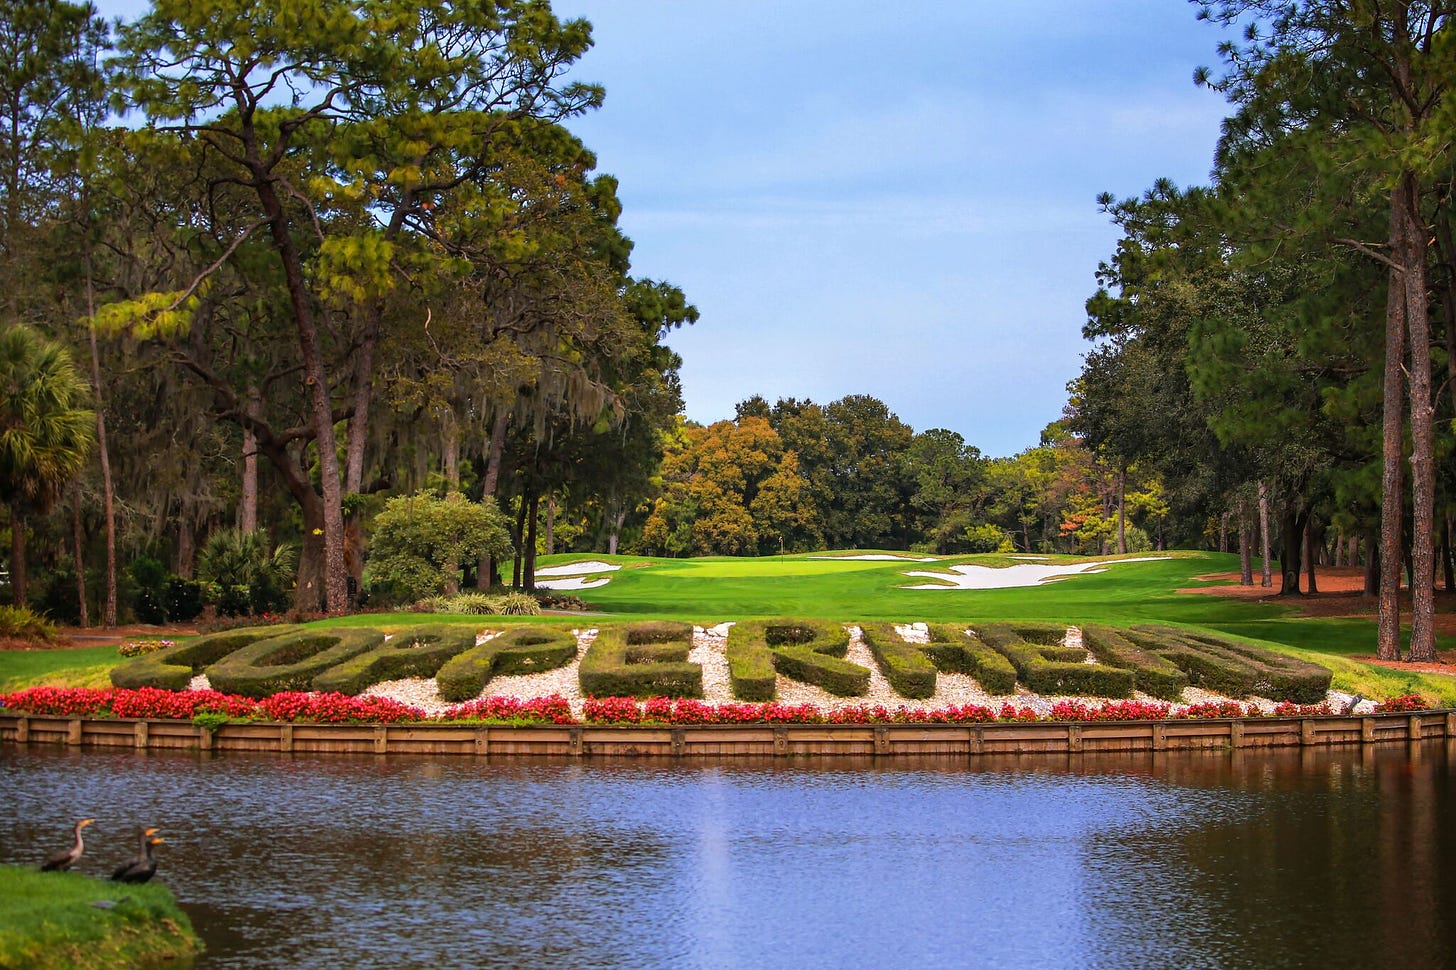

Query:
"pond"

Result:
[[3, 742, 1454, 969]]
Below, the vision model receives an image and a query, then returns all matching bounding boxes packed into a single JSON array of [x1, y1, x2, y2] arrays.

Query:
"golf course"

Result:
[[4, 550, 1453, 709]]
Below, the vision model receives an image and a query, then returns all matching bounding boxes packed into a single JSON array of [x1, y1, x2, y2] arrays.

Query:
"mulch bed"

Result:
[[1182, 567, 1456, 674]]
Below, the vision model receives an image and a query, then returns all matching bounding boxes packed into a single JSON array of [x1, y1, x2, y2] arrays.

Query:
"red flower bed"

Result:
[[446, 695, 575, 724], [1375, 694, 1429, 713], [0, 687, 1431, 727]]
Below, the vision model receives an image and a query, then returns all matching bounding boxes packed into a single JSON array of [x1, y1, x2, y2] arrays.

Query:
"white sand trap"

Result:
[[903, 556, 1170, 590], [535, 575, 613, 591], [535, 560, 621, 577], [810, 554, 939, 562]]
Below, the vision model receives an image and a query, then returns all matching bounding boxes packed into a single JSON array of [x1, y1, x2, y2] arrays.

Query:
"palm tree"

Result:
[[0, 325, 95, 608]]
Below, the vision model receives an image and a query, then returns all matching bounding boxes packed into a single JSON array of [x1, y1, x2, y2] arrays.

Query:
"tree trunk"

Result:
[[1303, 517, 1319, 595], [240, 390, 260, 533], [524, 491, 540, 592], [1258, 481, 1273, 588], [1238, 497, 1254, 585], [1444, 516, 1455, 592], [293, 499, 326, 613], [1378, 184, 1409, 660], [1117, 465, 1127, 554], [256, 179, 349, 614], [1403, 170, 1437, 663], [82, 214, 117, 627], [1364, 527, 1380, 597], [1278, 507, 1306, 596], [477, 409, 511, 590], [441, 407, 459, 489], [544, 493, 555, 557], [1218, 511, 1229, 554], [609, 507, 625, 555], [9, 502, 26, 609], [71, 486, 88, 628]]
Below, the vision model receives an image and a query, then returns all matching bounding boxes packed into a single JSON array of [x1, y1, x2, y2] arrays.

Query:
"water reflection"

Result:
[[2, 744, 1453, 969]]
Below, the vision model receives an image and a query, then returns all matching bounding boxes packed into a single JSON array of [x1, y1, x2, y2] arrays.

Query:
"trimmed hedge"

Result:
[[857, 623, 938, 698], [1126, 625, 1332, 704], [976, 623, 1135, 698], [435, 626, 579, 703], [206, 628, 387, 698], [579, 621, 702, 698], [1081, 624, 1189, 701], [859, 622, 1018, 698], [312, 625, 478, 695], [110, 625, 302, 690], [726, 619, 867, 701], [920, 624, 1018, 695]]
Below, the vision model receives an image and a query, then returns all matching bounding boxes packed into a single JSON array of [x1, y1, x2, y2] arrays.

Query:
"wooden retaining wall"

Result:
[[3, 710, 1454, 759]]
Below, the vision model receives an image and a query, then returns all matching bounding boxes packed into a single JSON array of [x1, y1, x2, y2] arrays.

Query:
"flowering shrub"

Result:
[[1374, 694, 1430, 713], [256, 691, 423, 724], [1178, 700, 1252, 719], [445, 695, 575, 724], [118, 639, 175, 658], [1269, 701, 1334, 717]]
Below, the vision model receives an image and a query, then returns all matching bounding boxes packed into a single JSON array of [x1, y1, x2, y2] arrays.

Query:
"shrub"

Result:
[[0, 604, 58, 642], [1126, 625, 1332, 703], [128, 557, 169, 624], [416, 592, 501, 615], [726, 619, 867, 701], [110, 626, 301, 690], [367, 491, 514, 601], [977, 623, 1135, 697], [579, 622, 702, 698], [205, 628, 386, 698], [197, 528, 296, 617], [311, 625, 478, 695], [497, 591, 541, 615], [118, 638, 174, 658], [1081, 624, 1189, 700], [434, 626, 578, 702]]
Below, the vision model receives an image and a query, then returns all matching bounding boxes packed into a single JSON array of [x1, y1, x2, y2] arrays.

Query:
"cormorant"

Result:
[[111, 834, 165, 883], [40, 818, 94, 871], [109, 827, 160, 881]]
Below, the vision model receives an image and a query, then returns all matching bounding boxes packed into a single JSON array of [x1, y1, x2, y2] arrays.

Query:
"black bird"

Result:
[[41, 818, 94, 871], [109, 827, 159, 881], [111, 833, 165, 884]]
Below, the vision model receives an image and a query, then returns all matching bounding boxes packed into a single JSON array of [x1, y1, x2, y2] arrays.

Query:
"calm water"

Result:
[[3, 743, 1454, 969]]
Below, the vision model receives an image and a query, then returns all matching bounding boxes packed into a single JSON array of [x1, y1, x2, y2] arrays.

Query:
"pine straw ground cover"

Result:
[[0, 684, 1429, 727]]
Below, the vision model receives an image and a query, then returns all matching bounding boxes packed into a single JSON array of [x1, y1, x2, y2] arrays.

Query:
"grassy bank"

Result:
[[0, 865, 201, 970]]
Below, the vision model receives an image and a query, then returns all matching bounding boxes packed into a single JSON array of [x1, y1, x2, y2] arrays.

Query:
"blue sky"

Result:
[[97, 1, 1233, 457]]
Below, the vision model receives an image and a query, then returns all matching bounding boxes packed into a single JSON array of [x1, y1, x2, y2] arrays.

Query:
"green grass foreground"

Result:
[[0, 865, 201, 970], [2, 550, 1454, 705]]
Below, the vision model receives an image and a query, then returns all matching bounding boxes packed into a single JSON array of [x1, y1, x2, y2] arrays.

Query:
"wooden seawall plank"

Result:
[[2, 711, 1452, 759]]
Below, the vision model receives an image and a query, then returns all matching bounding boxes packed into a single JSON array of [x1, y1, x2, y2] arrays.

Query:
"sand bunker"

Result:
[[809, 554, 939, 562], [903, 556, 1169, 590], [535, 560, 621, 591]]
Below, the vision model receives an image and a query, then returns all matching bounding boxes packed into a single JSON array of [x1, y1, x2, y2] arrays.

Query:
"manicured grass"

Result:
[[0, 865, 201, 970], [0, 646, 121, 693]]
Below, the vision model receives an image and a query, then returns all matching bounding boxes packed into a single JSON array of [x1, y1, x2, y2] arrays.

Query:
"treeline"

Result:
[[0, 0, 695, 621], [621, 393, 1177, 559], [1071, 2, 1456, 661]]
